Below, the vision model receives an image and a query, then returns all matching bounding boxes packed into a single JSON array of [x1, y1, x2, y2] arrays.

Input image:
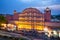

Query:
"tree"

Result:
[[51, 15, 60, 22], [55, 15, 60, 20], [51, 15, 56, 21], [0, 15, 7, 29]]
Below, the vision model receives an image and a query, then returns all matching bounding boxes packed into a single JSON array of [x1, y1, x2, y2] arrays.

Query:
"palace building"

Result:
[[5, 7, 60, 31]]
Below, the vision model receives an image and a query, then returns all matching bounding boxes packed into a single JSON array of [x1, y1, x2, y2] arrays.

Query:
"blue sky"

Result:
[[0, 0, 60, 15]]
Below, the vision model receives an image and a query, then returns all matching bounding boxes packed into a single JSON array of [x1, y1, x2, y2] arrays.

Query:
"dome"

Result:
[[45, 7, 51, 11], [23, 8, 41, 13]]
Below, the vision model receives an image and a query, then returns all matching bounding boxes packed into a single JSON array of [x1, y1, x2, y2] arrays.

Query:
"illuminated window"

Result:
[[34, 13, 36, 15], [29, 13, 32, 15]]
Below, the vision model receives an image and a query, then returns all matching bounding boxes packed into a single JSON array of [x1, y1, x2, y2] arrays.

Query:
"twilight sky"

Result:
[[0, 0, 60, 15]]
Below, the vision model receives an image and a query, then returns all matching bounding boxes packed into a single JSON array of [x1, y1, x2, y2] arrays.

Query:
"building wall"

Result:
[[14, 8, 44, 30], [44, 7, 51, 22], [5, 15, 13, 22], [45, 22, 60, 27], [5, 8, 60, 31]]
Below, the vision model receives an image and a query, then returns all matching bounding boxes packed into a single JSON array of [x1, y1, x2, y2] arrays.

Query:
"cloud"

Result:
[[34, 5, 60, 10], [49, 5, 60, 10], [20, 0, 34, 3], [20, 0, 52, 4]]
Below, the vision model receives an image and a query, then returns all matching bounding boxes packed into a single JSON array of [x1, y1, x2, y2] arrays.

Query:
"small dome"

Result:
[[45, 7, 51, 11], [14, 10, 16, 12]]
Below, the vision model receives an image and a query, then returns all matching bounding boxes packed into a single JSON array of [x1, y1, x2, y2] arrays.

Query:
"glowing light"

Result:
[[53, 30, 57, 35], [1, 23, 6, 29], [35, 26, 44, 31], [14, 18, 44, 31], [45, 32, 48, 35], [44, 27, 48, 32], [59, 32, 60, 37], [48, 30, 52, 37], [17, 23, 32, 30]]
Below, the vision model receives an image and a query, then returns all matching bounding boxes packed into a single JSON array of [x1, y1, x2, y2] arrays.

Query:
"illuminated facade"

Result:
[[6, 7, 60, 31]]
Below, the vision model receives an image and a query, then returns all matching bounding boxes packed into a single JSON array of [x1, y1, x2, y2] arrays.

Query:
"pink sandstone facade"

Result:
[[5, 7, 60, 31]]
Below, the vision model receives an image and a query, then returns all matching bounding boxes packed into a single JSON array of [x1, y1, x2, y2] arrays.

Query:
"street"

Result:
[[0, 30, 60, 40]]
